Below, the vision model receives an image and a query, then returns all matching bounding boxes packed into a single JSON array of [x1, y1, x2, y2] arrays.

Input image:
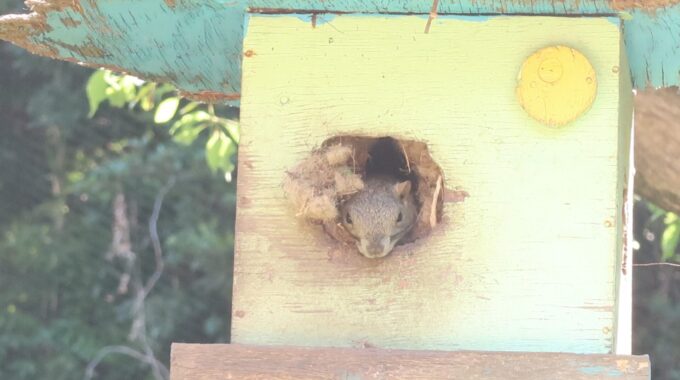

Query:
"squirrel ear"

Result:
[[394, 181, 412, 199]]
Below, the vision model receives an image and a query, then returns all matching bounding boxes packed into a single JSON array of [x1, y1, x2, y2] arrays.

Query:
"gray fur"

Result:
[[340, 176, 417, 258]]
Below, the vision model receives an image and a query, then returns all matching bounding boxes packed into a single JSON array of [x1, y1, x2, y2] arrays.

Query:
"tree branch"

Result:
[[633, 262, 680, 268], [83, 345, 169, 380], [130, 176, 176, 380], [90, 177, 176, 380], [144, 177, 176, 298]]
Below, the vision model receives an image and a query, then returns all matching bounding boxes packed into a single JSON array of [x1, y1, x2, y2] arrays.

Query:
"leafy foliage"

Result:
[[85, 69, 238, 175], [633, 201, 680, 380], [647, 203, 680, 262], [661, 213, 680, 261], [0, 25, 237, 379]]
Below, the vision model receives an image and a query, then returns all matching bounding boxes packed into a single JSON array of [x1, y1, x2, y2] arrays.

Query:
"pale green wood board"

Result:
[[233, 14, 630, 353]]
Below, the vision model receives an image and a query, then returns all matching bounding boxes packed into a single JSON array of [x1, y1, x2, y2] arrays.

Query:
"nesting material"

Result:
[[284, 136, 447, 247], [283, 144, 364, 222]]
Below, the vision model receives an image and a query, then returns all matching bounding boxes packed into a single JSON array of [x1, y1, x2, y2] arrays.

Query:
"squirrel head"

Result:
[[340, 178, 417, 258]]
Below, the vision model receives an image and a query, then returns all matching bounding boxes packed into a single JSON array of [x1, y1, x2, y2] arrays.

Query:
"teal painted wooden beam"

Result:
[[1, 0, 679, 103], [0, 0, 247, 102], [623, 8, 680, 88]]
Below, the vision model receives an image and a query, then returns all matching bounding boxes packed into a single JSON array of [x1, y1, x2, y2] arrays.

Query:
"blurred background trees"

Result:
[[0, 0, 678, 378], [634, 201, 680, 380], [1, 2, 236, 378]]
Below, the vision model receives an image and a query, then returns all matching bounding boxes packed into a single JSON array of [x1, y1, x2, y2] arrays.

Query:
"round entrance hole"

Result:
[[283, 135, 445, 257]]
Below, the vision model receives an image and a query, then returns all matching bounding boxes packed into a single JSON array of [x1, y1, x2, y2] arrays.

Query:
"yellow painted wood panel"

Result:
[[234, 15, 628, 353]]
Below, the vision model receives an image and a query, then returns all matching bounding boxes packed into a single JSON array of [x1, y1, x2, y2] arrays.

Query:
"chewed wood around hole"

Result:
[[283, 135, 446, 257]]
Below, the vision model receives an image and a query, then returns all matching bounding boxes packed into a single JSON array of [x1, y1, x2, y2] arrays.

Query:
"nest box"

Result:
[[7, 0, 671, 376], [232, 13, 633, 355]]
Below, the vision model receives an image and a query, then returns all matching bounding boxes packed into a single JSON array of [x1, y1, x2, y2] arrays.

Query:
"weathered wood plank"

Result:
[[0, 0, 246, 102], [0, 0, 679, 102], [234, 14, 630, 353], [170, 343, 650, 380], [623, 7, 680, 88]]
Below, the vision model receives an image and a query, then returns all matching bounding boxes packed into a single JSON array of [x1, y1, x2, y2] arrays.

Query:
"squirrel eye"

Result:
[[396, 212, 403, 223], [345, 212, 353, 224]]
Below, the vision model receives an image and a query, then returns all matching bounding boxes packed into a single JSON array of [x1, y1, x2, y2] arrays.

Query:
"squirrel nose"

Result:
[[359, 236, 392, 258], [366, 244, 383, 256]]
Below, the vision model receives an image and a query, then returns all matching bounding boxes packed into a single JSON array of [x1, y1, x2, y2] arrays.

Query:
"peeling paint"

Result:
[[610, 0, 680, 10], [59, 16, 80, 27], [49, 38, 107, 57], [1, 0, 679, 103], [26, 0, 83, 14], [178, 90, 241, 103], [2, 0, 245, 99], [624, 5, 680, 88], [293, 12, 338, 27]]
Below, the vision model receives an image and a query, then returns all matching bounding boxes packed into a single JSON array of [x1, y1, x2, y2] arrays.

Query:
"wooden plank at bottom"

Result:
[[170, 343, 650, 380]]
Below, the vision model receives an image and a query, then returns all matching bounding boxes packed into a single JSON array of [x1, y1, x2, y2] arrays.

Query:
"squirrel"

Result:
[[340, 176, 418, 258]]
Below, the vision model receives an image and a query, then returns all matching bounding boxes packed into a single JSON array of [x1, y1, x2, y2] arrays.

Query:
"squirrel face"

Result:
[[340, 177, 417, 258]]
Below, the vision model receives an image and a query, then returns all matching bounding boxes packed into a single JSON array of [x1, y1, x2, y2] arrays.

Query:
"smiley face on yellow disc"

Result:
[[516, 46, 597, 127]]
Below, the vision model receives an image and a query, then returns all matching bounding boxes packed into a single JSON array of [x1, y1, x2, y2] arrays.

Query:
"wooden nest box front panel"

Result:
[[234, 15, 631, 353]]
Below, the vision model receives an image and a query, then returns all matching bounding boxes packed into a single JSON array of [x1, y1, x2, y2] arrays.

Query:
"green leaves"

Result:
[[222, 119, 239, 144], [169, 111, 210, 145], [661, 213, 680, 261], [84, 70, 238, 178], [154, 97, 180, 124], [85, 70, 176, 117], [85, 70, 108, 117], [2, 30, 239, 380], [86, 70, 145, 116], [163, 104, 237, 175], [647, 202, 680, 262], [206, 129, 235, 174]]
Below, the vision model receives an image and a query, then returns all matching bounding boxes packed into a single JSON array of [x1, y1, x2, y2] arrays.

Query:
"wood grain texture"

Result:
[[0, 0, 246, 103], [0, 1, 679, 102], [234, 15, 630, 353], [615, 41, 634, 355], [634, 87, 680, 214], [170, 343, 650, 380]]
